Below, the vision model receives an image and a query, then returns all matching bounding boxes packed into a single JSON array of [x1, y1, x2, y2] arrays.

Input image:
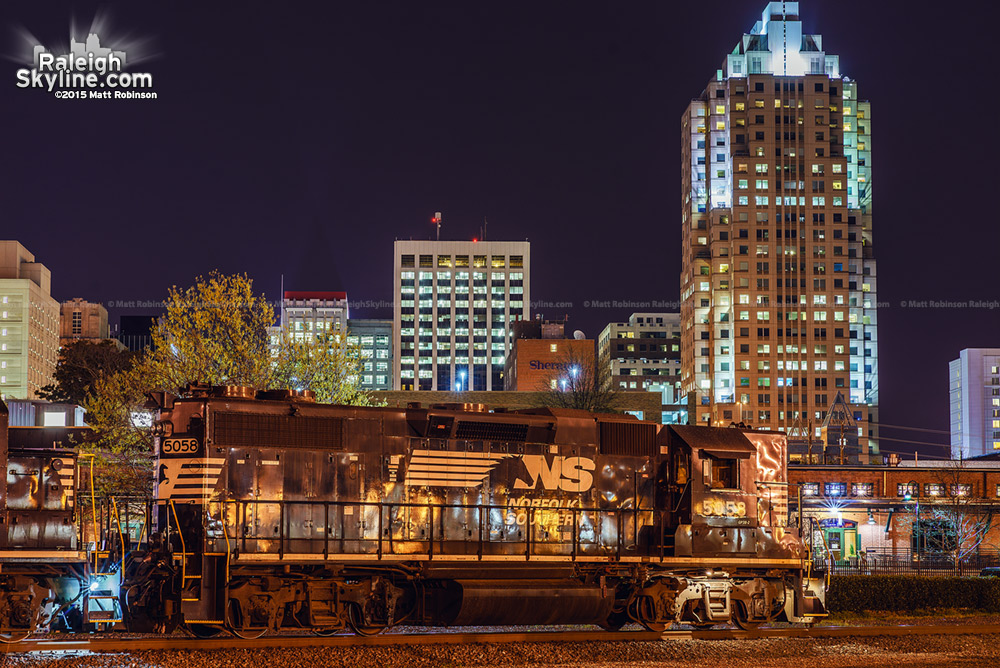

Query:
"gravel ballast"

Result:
[[3, 622, 1000, 668]]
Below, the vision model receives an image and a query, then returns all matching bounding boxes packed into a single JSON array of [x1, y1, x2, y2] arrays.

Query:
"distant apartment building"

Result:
[[598, 313, 684, 424], [393, 240, 530, 391], [679, 3, 879, 454], [346, 318, 393, 391], [950, 348, 1000, 459], [280, 291, 349, 340], [504, 319, 593, 391], [598, 313, 681, 394], [0, 241, 59, 400], [59, 298, 109, 344]]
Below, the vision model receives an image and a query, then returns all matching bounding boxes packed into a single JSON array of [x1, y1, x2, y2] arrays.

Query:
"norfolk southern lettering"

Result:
[[16, 50, 154, 94]]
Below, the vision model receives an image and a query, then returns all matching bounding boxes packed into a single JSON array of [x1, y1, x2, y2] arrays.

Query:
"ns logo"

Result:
[[513, 456, 595, 492]]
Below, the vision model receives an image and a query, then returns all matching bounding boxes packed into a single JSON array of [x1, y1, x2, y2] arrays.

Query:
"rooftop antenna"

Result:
[[280, 273, 285, 328], [433, 211, 442, 241], [483, 216, 488, 241]]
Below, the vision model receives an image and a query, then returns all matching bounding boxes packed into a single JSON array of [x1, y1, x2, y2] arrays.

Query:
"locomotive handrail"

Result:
[[168, 500, 188, 585], [110, 498, 126, 560], [205, 497, 656, 563], [222, 505, 231, 584]]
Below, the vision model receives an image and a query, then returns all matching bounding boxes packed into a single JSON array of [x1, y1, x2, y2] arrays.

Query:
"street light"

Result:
[[458, 369, 466, 392]]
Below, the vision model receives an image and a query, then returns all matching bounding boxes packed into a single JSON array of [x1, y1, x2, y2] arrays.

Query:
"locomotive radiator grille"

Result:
[[211, 412, 344, 449], [598, 421, 657, 457], [454, 420, 529, 443]]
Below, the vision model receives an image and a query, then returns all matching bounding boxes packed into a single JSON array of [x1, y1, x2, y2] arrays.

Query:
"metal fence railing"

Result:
[[818, 550, 1000, 577]]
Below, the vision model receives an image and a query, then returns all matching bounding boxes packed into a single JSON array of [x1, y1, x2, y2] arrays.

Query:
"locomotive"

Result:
[[126, 385, 825, 635], [0, 387, 826, 639], [0, 399, 88, 641]]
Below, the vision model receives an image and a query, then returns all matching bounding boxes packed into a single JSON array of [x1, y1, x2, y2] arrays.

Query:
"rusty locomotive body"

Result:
[[0, 400, 86, 640], [123, 386, 825, 635]]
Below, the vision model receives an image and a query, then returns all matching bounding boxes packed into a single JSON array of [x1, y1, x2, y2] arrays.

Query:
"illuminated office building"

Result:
[[680, 2, 879, 454], [0, 241, 59, 400], [392, 240, 529, 391]]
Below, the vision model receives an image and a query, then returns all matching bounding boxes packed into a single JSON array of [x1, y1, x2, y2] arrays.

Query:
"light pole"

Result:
[[904, 480, 921, 563]]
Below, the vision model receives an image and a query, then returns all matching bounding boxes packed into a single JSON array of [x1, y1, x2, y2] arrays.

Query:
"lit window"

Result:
[[715, 121, 725, 131], [801, 483, 819, 497], [851, 482, 873, 497], [715, 105, 725, 114], [549, 343, 557, 353], [824, 482, 846, 497]]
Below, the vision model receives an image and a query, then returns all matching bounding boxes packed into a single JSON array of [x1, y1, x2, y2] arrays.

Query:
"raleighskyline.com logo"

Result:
[[15, 33, 156, 99]]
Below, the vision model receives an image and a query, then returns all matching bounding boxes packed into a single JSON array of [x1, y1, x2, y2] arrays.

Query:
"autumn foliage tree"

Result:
[[83, 272, 376, 495]]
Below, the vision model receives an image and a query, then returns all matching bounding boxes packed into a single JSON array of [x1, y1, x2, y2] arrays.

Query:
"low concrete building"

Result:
[[60, 298, 110, 345]]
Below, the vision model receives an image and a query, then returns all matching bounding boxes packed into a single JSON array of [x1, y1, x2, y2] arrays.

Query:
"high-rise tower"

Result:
[[392, 239, 530, 391], [680, 2, 879, 456]]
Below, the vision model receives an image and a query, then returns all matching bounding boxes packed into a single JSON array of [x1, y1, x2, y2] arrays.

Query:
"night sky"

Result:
[[3, 1, 998, 459]]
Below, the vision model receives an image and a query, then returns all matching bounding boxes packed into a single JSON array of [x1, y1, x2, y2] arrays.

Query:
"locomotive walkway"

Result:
[[5, 623, 1000, 653]]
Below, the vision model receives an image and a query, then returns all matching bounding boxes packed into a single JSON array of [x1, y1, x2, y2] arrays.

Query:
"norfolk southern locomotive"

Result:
[[0, 388, 825, 639], [128, 385, 825, 635], [0, 399, 86, 641]]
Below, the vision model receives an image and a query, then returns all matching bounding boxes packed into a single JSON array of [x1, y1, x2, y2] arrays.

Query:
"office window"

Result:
[[801, 483, 819, 497]]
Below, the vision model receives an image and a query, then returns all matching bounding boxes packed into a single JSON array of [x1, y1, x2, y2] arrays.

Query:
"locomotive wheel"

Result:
[[225, 600, 268, 640], [597, 609, 630, 632], [312, 627, 342, 637], [0, 630, 31, 644], [635, 597, 668, 633], [186, 624, 225, 638], [347, 604, 387, 637], [733, 603, 764, 631]]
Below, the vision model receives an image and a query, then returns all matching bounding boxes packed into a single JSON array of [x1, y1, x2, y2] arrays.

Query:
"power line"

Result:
[[876, 435, 951, 448], [877, 422, 950, 435]]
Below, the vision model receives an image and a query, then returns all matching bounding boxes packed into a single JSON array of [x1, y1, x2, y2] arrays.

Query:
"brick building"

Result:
[[504, 319, 593, 392], [789, 461, 1000, 561]]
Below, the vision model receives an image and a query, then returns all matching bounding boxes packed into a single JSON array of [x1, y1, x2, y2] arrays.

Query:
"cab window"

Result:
[[703, 456, 738, 489]]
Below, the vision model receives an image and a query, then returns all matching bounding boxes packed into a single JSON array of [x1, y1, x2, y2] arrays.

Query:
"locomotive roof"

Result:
[[670, 425, 769, 458]]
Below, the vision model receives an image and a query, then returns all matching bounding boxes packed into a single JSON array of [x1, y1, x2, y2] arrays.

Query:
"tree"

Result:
[[271, 331, 377, 406], [915, 459, 998, 563], [82, 363, 157, 496], [83, 271, 378, 494], [142, 271, 275, 393], [540, 347, 621, 414], [38, 340, 134, 405]]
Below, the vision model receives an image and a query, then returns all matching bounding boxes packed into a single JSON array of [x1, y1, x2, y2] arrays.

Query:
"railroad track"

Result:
[[4, 623, 1000, 654]]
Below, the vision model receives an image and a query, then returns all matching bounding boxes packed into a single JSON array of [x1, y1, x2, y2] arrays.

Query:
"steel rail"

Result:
[[4, 623, 1000, 654]]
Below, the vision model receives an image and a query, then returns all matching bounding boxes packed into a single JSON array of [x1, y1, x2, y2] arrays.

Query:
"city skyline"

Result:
[[3, 0, 998, 459]]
